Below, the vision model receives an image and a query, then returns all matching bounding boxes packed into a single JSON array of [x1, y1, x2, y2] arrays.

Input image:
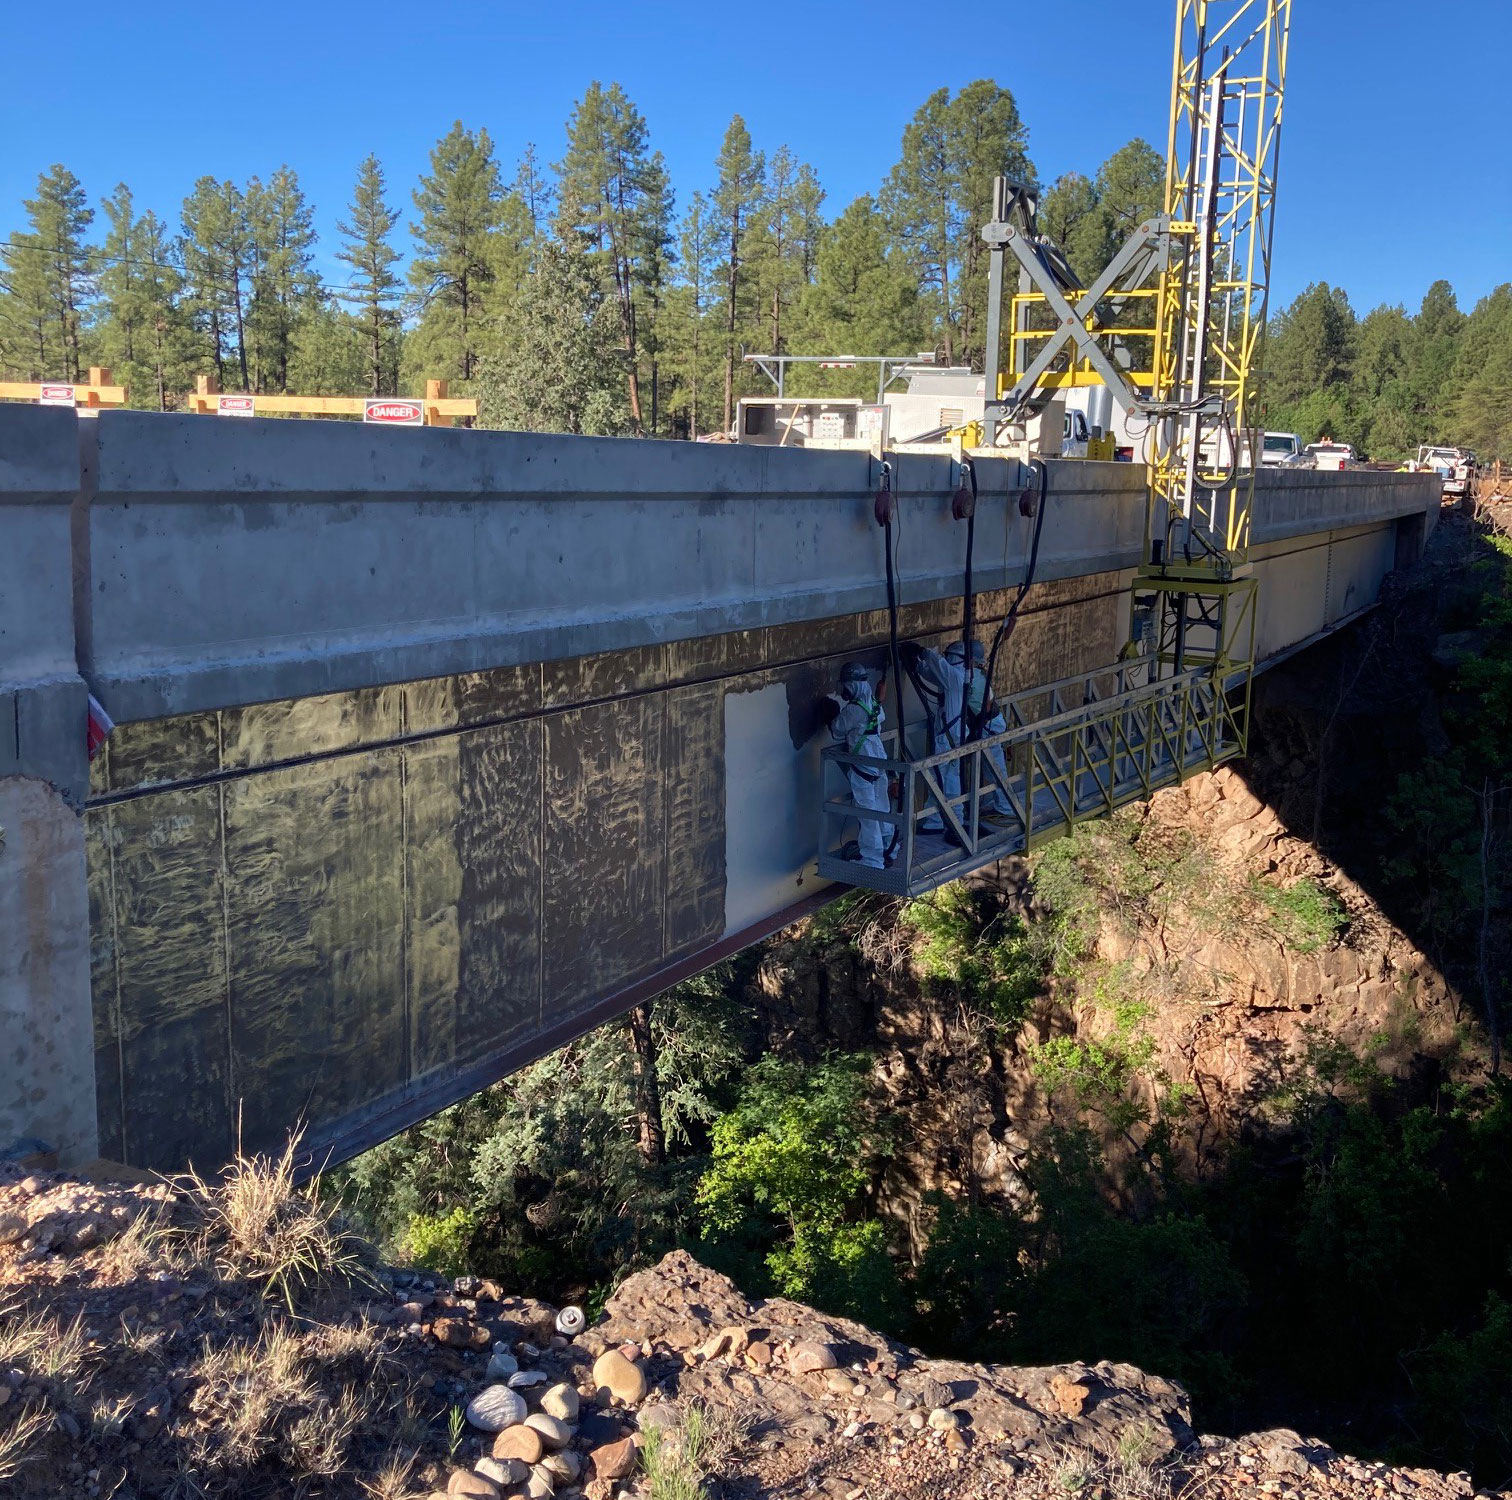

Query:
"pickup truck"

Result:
[[1256, 431, 1304, 467], [1414, 445, 1477, 500], [1305, 441, 1356, 472]]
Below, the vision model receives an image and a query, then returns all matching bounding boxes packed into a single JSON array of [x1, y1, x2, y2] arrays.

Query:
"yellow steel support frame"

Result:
[[1148, 0, 1291, 570]]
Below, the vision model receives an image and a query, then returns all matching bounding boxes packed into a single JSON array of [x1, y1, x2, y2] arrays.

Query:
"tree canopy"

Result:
[[0, 82, 1502, 455]]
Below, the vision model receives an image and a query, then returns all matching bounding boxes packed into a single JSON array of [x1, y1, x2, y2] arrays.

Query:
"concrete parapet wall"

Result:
[[1250, 468, 1442, 542], [71, 412, 1437, 726]]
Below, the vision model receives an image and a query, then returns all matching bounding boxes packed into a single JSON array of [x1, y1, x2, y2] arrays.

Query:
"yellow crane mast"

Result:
[[981, 0, 1291, 701]]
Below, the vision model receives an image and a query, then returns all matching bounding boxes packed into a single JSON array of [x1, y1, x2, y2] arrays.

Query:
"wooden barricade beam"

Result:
[[0, 368, 128, 408], [184, 374, 475, 425]]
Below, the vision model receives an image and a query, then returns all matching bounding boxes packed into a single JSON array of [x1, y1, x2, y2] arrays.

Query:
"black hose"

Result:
[[958, 459, 977, 747], [977, 458, 1050, 736], [879, 462, 907, 862]]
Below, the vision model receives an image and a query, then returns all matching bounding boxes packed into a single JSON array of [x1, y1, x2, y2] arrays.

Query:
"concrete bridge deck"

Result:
[[0, 406, 1440, 1172]]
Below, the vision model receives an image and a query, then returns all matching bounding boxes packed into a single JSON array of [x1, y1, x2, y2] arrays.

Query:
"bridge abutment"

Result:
[[1, 406, 98, 1165]]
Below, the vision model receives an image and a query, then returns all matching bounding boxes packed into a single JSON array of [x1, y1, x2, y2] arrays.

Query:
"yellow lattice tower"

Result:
[[1148, 0, 1292, 574]]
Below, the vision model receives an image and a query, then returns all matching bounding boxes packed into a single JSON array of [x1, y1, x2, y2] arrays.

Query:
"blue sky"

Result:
[[1, 0, 1507, 319]]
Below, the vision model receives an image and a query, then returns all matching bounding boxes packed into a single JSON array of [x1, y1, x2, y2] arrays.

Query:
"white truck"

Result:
[[1255, 431, 1303, 467], [1414, 445, 1477, 501], [1305, 441, 1356, 472]]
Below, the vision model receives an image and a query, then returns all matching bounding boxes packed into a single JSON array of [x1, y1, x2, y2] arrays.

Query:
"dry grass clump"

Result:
[[361, 1448, 419, 1500], [1050, 1433, 1180, 1500], [181, 1133, 374, 1312], [639, 1400, 751, 1500], [0, 1302, 98, 1484], [96, 1202, 178, 1282], [0, 1301, 94, 1408], [187, 1323, 366, 1482], [0, 1404, 51, 1485]]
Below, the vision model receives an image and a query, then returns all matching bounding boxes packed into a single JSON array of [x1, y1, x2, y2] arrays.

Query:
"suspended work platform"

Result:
[[817, 661, 1247, 898]]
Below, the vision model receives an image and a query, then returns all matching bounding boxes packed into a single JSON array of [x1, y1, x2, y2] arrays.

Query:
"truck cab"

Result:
[[1258, 431, 1303, 467]]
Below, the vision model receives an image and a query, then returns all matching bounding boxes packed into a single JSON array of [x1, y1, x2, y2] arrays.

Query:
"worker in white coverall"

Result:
[[827, 662, 891, 869], [947, 639, 1011, 818], [900, 641, 965, 835]]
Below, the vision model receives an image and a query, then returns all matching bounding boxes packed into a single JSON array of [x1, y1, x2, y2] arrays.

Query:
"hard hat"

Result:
[[840, 661, 870, 685]]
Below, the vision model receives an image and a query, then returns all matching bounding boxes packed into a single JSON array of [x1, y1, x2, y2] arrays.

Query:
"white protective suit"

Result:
[[948, 641, 1011, 817], [908, 645, 966, 834], [829, 678, 890, 869]]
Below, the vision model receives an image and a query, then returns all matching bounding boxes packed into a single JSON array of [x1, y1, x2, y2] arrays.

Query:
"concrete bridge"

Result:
[[0, 405, 1440, 1173]]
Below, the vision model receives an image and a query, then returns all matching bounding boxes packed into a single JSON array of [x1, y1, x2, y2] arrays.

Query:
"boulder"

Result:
[[466, 1385, 528, 1432], [474, 1456, 527, 1488], [540, 1382, 580, 1422], [590, 1435, 639, 1481], [446, 1471, 499, 1499], [543, 1449, 582, 1483], [435, 1317, 491, 1351], [790, 1341, 838, 1374], [486, 1345, 519, 1380], [591, 1348, 647, 1406], [491, 1424, 545, 1465], [525, 1412, 572, 1450]]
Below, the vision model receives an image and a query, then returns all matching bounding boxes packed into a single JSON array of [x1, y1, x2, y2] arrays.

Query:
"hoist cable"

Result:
[[976, 459, 1050, 739]]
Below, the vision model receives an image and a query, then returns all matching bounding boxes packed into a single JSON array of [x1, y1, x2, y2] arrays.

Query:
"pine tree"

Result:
[[336, 155, 402, 395], [476, 239, 628, 436], [1408, 280, 1465, 440], [555, 82, 670, 433], [1354, 304, 1415, 457], [407, 122, 504, 384], [635, 151, 675, 433], [1267, 282, 1361, 444], [1449, 285, 1512, 460], [513, 144, 554, 244], [289, 295, 369, 396], [665, 191, 716, 437], [0, 223, 57, 379], [1038, 172, 1101, 282], [948, 80, 1032, 363], [246, 166, 318, 392], [15, 165, 95, 380], [1093, 139, 1164, 245], [882, 88, 954, 360], [883, 81, 1033, 367], [757, 146, 824, 356], [789, 194, 923, 394], [96, 186, 190, 409], [710, 116, 766, 432], [181, 178, 252, 388]]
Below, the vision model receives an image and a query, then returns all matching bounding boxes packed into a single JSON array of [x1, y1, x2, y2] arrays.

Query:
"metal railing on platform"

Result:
[[817, 661, 1246, 897]]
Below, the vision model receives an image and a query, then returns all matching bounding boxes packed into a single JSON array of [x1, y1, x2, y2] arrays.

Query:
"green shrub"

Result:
[[903, 885, 1045, 1026], [696, 1054, 903, 1327], [1252, 877, 1347, 953], [399, 1206, 475, 1277]]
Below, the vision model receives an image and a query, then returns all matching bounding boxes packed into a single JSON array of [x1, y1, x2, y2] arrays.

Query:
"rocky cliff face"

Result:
[[743, 515, 1490, 1234]]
